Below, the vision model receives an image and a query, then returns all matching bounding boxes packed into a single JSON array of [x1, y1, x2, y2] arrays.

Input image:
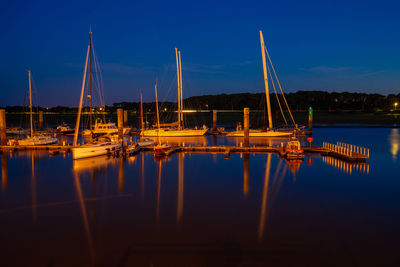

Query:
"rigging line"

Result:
[[263, 45, 296, 125], [267, 63, 288, 125], [91, 45, 105, 108]]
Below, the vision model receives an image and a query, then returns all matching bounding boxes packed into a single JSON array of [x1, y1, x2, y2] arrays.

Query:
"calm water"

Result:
[[1, 128, 399, 266]]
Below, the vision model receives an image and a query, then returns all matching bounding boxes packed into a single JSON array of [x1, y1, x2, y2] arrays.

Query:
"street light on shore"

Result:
[[395, 102, 398, 111]]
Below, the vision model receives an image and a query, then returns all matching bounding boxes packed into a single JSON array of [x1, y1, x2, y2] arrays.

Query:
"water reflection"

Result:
[[156, 160, 162, 221], [177, 153, 184, 223], [258, 155, 288, 240], [258, 154, 271, 240], [389, 129, 399, 161], [73, 155, 114, 173], [243, 154, 249, 196], [31, 155, 36, 221], [1, 153, 7, 191], [72, 171, 95, 262], [118, 157, 124, 192], [322, 155, 369, 175]]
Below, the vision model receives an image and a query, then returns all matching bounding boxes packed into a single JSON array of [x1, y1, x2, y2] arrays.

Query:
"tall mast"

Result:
[[260, 30, 273, 129], [140, 93, 144, 130], [28, 70, 33, 138], [73, 38, 91, 146], [175, 48, 181, 129], [178, 50, 183, 128], [89, 30, 93, 131], [155, 81, 160, 144]]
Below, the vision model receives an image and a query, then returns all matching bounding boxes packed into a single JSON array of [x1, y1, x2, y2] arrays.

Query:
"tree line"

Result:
[[2, 91, 399, 113]]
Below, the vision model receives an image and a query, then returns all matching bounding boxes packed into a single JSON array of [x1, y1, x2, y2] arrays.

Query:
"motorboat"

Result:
[[284, 138, 305, 160], [56, 124, 74, 134], [81, 119, 131, 136], [138, 138, 154, 148]]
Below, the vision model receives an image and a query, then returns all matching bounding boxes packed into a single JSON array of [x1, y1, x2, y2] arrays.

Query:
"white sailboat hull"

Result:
[[18, 136, 58, 146], [141, 128, 208, 137], [226, 130, 292, 137], [72, 142, 121, 160]]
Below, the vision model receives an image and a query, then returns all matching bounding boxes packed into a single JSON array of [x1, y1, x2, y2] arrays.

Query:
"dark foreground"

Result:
[[0, 128, 399, 266]]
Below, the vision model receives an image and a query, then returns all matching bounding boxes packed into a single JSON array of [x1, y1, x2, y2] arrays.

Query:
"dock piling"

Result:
[[124, 110, 128, 126], [118, 108, 123, 144], [0, 109, 6, 145], [244, 108, 249, 147], [212, 110, 217, 131], [39, 111, 44, 130]]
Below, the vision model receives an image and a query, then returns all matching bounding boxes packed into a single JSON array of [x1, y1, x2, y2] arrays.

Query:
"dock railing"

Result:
[[322, 141, 369, 158]]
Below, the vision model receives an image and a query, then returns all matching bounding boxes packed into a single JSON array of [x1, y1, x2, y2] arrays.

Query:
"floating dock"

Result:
[[0, 141, 369, 162]]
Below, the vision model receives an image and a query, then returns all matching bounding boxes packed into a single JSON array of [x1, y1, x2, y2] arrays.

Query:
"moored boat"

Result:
[[56, 124, 74, 134], [284, 138, 305, 160], [17, 70, 58, 146], [72, 141, 121, 160], [19, 135, 58, 146], [138, 138, 154, 148], [72, 29, 120, 160], [81, 119, 131, 136]]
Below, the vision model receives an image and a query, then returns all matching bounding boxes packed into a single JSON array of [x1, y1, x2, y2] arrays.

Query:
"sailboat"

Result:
[[141, 48, 208, 137], [153, 81, 173, 156], [137, 92, 154, 148], [72, 30, 121, 160], [18, 70, 58, 146], [226, 31, 294, 138]]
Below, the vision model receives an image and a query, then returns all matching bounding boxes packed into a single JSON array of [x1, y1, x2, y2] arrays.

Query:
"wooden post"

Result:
[[308, 107, 313, 132], [118, 108, 123, 144], [0, 109, 6, 145], [124, 110, 128, 127], [244, 108, 249, 147], [212, 110, 217, 131], [39, 111, 44, 130]]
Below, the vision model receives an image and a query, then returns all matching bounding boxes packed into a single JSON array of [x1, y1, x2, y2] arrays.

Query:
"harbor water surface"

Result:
[[0, 128, 399, 266]]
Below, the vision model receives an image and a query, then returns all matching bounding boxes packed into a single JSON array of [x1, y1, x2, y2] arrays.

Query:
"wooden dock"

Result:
[[1, 141, 369, 162]]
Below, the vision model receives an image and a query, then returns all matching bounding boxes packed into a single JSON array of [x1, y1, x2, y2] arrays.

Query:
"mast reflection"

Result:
[[243, 154, 249, 197], [258, 156, 288, 240], [156, 159, 162, 221], [389, 129, 399, 161], [31, 153, 36, 221], [141, 153, 145, 200], [73, 171, 95, 263], [118, 157, 124, 192], [1, 153, 7, 191], [177, 153, 184, 223], [258, 153, 271, 240]]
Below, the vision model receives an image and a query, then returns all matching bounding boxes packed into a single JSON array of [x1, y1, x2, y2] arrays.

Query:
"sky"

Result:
[[0, 0, 399, 107]]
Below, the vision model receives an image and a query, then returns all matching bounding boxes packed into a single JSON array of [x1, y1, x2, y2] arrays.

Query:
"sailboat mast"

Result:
[[89, 30, 93, 131], [28, 70, 33, 138], [260, 30, 273, 129], [175, 48, 181, 129], [73, 40, 91, 146], [140, 93, 144, 130], [178, 51, 183, 128], [155, 81, 160, 144]]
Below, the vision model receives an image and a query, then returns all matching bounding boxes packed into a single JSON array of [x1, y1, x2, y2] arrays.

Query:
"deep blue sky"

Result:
[[0, 0, 399, 107]]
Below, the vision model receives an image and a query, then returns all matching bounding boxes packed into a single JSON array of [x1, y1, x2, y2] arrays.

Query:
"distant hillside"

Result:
[[2, 91, 399, 113]]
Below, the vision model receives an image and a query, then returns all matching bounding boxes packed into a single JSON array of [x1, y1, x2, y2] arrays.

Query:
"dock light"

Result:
[[395, 102, 398, 111]]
